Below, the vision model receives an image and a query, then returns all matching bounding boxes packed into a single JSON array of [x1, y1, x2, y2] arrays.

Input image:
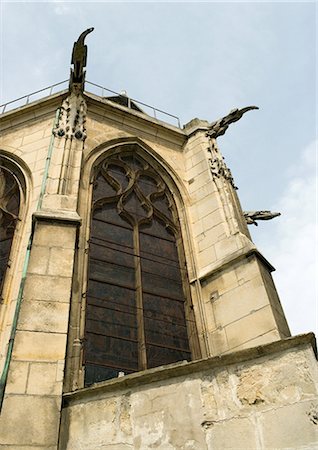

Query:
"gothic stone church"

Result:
[[0, 31, 317, 449]]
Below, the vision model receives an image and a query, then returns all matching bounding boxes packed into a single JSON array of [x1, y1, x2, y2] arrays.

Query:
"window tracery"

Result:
[[0, 165, 20, 300], [84, 151, 199, 386]]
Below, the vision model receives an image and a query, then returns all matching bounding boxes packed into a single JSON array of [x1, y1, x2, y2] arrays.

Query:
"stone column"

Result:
[[0, 215, 79, 448], [184, 119, 290, 357], [0, 91, 86, 448]]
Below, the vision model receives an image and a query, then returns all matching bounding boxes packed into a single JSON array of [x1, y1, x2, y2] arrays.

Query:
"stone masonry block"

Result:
[[22, 129, 45, 145], [27, 362, 63, 396], [61, 398, 120, 449], [18, 300, 70, 333], [198, 224, 227, 253], [191, 183, 218, 204], [131, 379, 207, 449], [205, 268, 238, 298], [23, 274, 72, 303], [197, 245, 217, 269], [234, 347, 318, 409], [27, 245, 50, 275], [212, 277, 271, 327], [234, 256, 259, 285], [33, 223, 76, 248], [204, 416, 258, 450], [21, 137, 50, 153], [47, 247, 75, 277], [261, 400, 318, 449], [0, 395, 60, 446], [186, 160, 208, 180], [202, 208, 225, 232], [33, 157, 47, 172], [197, 194, 220, 220], [225, 306, 278, 351], [207, 327, 229, 355], [192, 219, 204, 237], [13, 330, 67, 361], [239, 330, 281, 351], [189, 173, 214, 197], [22, 149, 39, 166], [214, 236, 239, 261], [5, 360, 29, 394]]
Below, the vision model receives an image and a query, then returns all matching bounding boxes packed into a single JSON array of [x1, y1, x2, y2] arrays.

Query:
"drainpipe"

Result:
[[0, 108, 60, 412]]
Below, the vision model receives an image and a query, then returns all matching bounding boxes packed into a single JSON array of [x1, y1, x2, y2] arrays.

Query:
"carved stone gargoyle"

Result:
[[244, 211, 281, 226], [70, 28, 94, 90], [207, 106, 259, 139]]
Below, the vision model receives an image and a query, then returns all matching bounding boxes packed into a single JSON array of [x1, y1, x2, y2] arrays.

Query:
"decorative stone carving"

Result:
[[53, 28, 94, 141], [207, 139, 237, 189], [207, 106, 259, 139], [70, 28, 94, 90], [206, 106, 258, 189], [53, 92, 87, 141], [244, 211, 281, 226]]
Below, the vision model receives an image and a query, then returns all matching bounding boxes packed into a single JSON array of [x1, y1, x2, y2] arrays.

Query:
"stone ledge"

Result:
[[193, 247, 275, 284], [33, 210, 81, 225], [62, 333, 317, 407]]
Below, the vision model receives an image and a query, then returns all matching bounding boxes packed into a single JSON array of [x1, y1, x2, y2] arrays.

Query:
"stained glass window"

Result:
[[84, 150, 199, 386]]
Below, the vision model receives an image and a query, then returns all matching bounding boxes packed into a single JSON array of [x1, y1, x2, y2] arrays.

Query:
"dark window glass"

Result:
[[84, 152, 196, 386]]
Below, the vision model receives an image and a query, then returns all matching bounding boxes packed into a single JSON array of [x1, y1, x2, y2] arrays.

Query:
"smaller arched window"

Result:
[[0, 162, 21, 300], [83, 148, 200, 386]]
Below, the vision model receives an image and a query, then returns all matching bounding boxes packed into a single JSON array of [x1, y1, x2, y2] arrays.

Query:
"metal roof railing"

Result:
[[85, 81, 181, 128], [0, 80, 69, 114], [0, 80, 182, 128]]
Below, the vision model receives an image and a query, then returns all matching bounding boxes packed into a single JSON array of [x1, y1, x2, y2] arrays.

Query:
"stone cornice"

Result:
[[192, 246, 276, 285], [33, 210, 82, 225]]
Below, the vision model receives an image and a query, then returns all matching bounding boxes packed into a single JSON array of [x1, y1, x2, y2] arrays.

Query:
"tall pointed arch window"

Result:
[[84, 149, 199, 386], [0, 163, 20, 300]]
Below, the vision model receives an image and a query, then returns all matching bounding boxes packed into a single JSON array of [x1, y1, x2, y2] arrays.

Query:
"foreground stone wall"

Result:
[[60, 334, 318, 450]]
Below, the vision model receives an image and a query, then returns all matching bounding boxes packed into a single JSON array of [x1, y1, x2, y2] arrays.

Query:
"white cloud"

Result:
[[255, 140, 317, 336], [52, 2, 71, 16]]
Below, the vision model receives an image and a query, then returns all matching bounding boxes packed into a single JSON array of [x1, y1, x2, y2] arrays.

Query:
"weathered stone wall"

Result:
[[60, 334, 318, 450]]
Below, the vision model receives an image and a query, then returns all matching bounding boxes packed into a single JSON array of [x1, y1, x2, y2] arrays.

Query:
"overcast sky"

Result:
[[0, 1, 316, 336]]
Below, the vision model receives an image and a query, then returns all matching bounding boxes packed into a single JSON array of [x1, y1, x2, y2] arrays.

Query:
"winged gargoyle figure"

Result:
[[70, 27, 94, 86], [207, 106, 259, 139], [244, 211, 281, 226]]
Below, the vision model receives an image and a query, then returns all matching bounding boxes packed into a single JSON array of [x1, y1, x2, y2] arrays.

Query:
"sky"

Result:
[[0, 1, 316, 336]]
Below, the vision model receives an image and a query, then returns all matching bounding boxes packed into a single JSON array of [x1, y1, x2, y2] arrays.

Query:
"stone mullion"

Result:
[[134, 224, 147, 370]]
